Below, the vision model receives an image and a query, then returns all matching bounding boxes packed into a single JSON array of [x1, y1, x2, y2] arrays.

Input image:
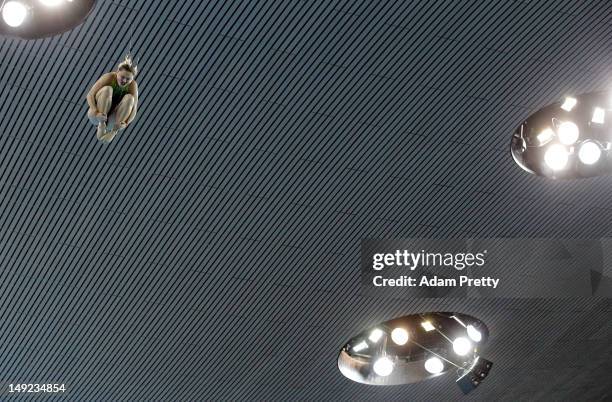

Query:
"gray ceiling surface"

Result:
[[1, 0, 612, 400]]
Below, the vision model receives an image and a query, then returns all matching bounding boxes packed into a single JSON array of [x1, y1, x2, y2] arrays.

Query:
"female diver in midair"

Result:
[[87, 56, 139, 144]]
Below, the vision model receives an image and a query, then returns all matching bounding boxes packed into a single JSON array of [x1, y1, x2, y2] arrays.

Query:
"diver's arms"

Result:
[[126, 81, 139, 125], [86, 73, 114, 111]]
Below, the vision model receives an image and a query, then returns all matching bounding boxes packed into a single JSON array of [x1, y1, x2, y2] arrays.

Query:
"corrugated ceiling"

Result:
[[1, 0, 611, 400]]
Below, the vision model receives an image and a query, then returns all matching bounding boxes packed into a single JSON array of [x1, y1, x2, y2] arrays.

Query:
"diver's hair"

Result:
[[118, 55, 138, 76]]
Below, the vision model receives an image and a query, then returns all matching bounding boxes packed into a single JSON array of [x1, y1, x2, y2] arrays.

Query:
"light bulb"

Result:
[[352, 341, 368, 352], [466, 325, 482, 342], [373, 357, 394, 377], [391, 328, 409, 345], [560, 97, 577, 111], [578, 141, 601, 165], [544, 144, 568, 171], [369, 328, 383, 343], [536, 128, 554, 145], [424, 357, 444, 374], [592, 107, 605, 124], [453, 337, 472, 356], [2, 1, 27, 27], [557, 121, 579, 145]]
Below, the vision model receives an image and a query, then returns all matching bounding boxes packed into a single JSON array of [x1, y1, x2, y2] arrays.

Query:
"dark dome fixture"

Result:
[[511, 91, 612, 179], [0, 0, 95, 39], [338, 312, 492, 394]]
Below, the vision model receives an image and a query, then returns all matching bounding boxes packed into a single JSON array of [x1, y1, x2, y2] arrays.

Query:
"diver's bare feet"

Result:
[[99, 129, 119, 144], [96, 113, 107, 123], [96, 122, 107, 141]]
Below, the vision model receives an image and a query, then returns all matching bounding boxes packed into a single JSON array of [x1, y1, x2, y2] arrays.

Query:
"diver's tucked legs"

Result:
[[100, 94, 134, 144], [87, 86, 114, 143], [90, 86, 113, 142], [113, 94, 134, 129], [95, 86, 112, 114], [97, 94, 134, 144]]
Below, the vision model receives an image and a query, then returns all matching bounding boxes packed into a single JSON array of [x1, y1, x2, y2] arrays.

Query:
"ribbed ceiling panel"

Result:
[[1, 1, 611, 400]]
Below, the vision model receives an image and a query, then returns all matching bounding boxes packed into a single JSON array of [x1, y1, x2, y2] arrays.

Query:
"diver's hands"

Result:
[[117, 122, 128, 131], [90, 109, 107, 123]]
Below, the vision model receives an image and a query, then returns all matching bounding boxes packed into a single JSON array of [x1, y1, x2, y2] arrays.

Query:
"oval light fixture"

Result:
[[1, 0, 94, 39], [338, 312, 491, 390], [511, 91, 612, 179]]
